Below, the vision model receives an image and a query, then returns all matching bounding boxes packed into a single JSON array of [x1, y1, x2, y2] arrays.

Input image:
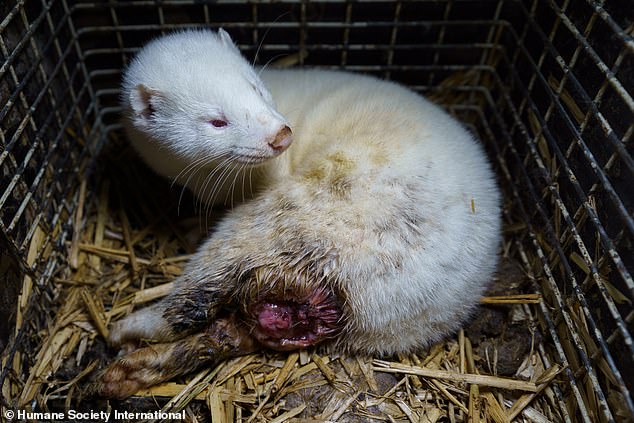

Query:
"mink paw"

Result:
[[96, 358, 149, 400], [92, 343, 176, 399]]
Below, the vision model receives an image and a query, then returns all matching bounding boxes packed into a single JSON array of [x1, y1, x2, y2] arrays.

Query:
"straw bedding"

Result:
[[5, 74, 568, 423]]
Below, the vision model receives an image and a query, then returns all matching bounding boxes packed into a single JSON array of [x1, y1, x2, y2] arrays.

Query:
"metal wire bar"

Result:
[[0, 2, 51, 79], [586, 0, 634, 46], [0, 5, 103, 397], [546, 0, 634, 165], [0, 186, 79, 396], [1, 0, 632, 420], [471, 100, 584, 421], [513, 13, 634, 246], [0, 3, 73, 154], [512, 0, 634, 330], [1, 55, 82, 203], [553, 1, 633, 109], [495, 25, 634, 417], [475, 65, 607, 423], [473, 97, 580, 423], [508, 1, 631, 316], [8, 78, 93, 249], [71, 20, 511, 31]]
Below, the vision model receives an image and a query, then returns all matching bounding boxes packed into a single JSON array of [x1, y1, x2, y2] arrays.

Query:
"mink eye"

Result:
[[210, 119, 228, 128]]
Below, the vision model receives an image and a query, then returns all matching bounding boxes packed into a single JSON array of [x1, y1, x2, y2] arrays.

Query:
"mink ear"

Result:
[[217, 28, 239, 52], [129, 84, 162, 126]]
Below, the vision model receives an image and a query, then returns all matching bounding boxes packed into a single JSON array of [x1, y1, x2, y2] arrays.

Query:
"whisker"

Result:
[[200, 158, 232, 208], [213, 161, 237, 207], [191, 156, 231, 230], [240, 163, 248, 203], [249, 166, 254, 198], [173, 154, 222, 215], [257, 53, 289, 78], [194, 158, 229, 232], [204, 161, 236, 229], [171, 155, 209, 188], [225, 162, 248, 209], [252, 11, 291, 67], [200, 157, 235, 228]]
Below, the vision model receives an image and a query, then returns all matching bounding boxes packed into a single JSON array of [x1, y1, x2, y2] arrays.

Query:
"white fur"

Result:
[[115, 30, 502, 355]]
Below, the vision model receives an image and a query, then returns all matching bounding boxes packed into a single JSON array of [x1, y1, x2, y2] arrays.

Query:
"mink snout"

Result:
[[268, 125, 292, 151]]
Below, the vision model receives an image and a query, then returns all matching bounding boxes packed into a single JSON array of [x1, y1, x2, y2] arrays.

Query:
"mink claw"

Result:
[[93, 358, 148, 400]]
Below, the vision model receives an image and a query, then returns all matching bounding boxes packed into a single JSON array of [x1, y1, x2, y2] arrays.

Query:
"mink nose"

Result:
[[268, 125, 292, 152]]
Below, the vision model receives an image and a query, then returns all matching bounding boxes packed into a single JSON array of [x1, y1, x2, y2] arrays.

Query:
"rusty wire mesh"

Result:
[[1, 1, 632, 421]]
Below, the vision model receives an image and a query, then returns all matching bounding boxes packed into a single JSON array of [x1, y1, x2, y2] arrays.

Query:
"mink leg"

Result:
[[108, 302, 177, 347], [108, 283, 230, 347], [96, 314, 257, 399]]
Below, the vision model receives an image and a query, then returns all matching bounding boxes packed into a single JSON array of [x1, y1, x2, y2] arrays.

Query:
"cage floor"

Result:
[[2, 77, 570, 423], [2, 1, 633, 422]]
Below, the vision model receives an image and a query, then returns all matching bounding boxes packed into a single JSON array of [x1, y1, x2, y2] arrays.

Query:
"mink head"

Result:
[[122, 29, 292, 167]]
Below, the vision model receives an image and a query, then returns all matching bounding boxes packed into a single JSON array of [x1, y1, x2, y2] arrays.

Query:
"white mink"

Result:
[[96, 29, 502, 399]]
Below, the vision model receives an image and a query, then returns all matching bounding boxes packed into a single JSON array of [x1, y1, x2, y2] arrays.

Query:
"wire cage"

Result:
[[0, 0, 632, 421]]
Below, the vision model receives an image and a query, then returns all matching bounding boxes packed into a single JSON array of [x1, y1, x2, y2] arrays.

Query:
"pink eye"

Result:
[[210, 119, 228, 128]]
